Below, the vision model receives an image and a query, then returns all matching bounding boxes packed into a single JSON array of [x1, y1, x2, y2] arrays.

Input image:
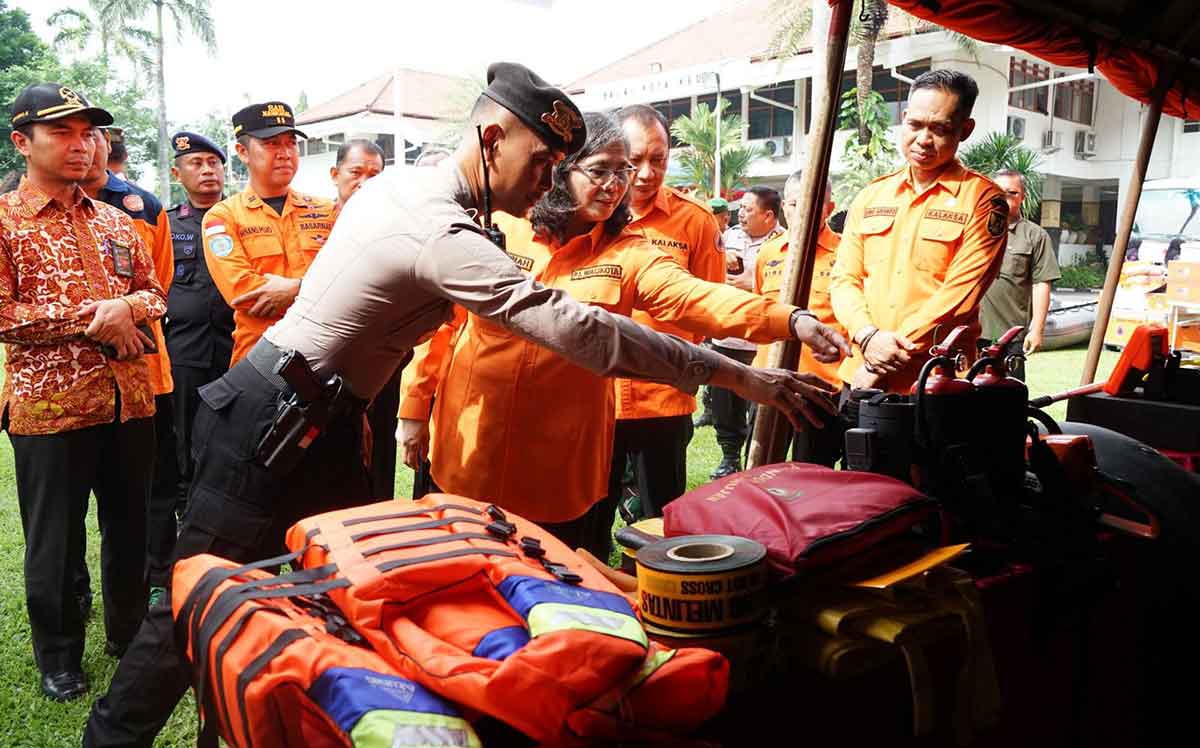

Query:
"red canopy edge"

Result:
[[881, 0, 1200, 120]]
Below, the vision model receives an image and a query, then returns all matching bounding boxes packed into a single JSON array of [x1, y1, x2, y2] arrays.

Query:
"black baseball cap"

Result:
[[482, 62, 585, 156], [231, 101, 307, 140], [171, 131, 227, 163], [10, 83, 113, 129]]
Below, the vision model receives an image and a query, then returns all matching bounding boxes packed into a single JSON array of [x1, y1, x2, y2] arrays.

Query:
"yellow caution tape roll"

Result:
[[636, 535, 768, 635]]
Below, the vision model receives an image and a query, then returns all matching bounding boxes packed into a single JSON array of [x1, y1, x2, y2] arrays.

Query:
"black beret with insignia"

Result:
[[171, 130, 227, 163], [10, 82, 113, 128], [482, 62, 586, 155], [232, 101, 307, 140]]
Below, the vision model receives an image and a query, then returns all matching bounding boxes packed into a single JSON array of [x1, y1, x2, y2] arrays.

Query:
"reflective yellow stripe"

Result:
[[526, 602, 648, 648], [350, 710, 481, 748], [630, 647, 675, 690]]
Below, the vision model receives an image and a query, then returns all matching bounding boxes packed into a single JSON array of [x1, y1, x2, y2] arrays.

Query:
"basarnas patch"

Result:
[[208, 234, 234, 257]]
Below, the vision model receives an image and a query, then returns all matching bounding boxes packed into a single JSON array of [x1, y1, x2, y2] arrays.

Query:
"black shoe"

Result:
[[77, 592, 93, 619], [693, 411, 714, 428], [41, 670, 88, 701], [709, 458, 742, 481], [104, 639, 129, 659]]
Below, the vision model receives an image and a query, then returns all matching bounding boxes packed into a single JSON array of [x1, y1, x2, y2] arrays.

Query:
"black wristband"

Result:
[[788, 308, 816, 336]]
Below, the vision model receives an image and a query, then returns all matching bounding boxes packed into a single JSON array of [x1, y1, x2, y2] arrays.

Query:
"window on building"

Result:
[[747, 81, 795, 140], [376, 133, 395, 165], [834, 58, 933, 127], [695, 89, 742, 118], [306, 138, 328, 156], [1009, 58, 1051, 114], [1052, 73, 1095, 125], [650, 97, 692, 146], [1184, 119, 1200, 134]]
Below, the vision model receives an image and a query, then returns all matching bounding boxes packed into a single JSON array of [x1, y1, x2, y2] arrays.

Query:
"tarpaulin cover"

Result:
[[869, 0, 1200, 120]]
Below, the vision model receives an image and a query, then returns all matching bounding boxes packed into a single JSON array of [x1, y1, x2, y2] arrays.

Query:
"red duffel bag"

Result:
[[663, 463, 935, 576]]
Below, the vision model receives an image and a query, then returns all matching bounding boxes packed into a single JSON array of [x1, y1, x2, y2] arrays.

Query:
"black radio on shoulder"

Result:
[[476, 125, 507, 251]]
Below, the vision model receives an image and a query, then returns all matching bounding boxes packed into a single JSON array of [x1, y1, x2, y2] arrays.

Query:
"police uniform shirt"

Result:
[[979, 217, 1061, 341], [264, 161, 726, 403], [166, 201, 234, 368]]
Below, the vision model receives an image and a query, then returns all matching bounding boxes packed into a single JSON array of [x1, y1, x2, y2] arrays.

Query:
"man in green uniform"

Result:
[[979, 169, 1060, 380]]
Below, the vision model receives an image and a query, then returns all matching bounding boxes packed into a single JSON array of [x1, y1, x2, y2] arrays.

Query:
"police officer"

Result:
[[164, 131, 234, 517], [84, 63, 837, 747]]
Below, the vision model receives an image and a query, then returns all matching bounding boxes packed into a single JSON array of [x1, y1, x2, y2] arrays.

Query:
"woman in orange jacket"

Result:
[[398, 112, 842, 556]]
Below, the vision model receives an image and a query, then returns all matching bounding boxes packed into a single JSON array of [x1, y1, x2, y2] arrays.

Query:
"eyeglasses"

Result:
[[573, 164, 637, 187]]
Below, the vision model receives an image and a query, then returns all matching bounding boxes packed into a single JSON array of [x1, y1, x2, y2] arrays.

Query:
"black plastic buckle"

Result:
[[485, 504, 507, 522], [541, 560, 583, 585], [519, 536, 545, 558], [486, 520, 517, 540]]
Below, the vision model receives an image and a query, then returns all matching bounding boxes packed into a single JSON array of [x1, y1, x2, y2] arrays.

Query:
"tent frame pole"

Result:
[[747, 0, 853, 468], [1080, 67, 1173, 384]]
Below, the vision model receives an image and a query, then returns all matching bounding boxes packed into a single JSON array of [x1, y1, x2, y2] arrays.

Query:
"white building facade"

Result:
[[569, 26, 1200, 262]]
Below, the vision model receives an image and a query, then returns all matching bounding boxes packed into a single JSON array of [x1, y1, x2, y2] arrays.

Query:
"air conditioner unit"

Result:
[[1074, 129, 1097, 158], [763, 136, 792, 158], [1041, 129, 1063, 152], [1007, 115, 1026, 140]]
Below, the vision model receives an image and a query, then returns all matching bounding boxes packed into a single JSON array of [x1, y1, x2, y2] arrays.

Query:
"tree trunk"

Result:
[[810, 0, 830, 148], [154, 1, 169, 204], [855, 27, 878, 144]]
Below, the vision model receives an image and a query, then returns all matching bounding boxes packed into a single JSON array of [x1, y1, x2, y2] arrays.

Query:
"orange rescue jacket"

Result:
[[173, 553, 482, 748], [615, 186, 725, 419], [201, 187, 334, 365], [753, 224, 847, 387], [283, 496, 730, 745]]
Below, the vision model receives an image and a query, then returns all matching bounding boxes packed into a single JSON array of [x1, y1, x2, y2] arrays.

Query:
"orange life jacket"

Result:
[[283, 495, 729, 745], [172, 553, 482, 748]]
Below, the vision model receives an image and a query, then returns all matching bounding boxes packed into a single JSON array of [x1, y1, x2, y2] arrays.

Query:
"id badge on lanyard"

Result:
[[105, 238, 135, 278]]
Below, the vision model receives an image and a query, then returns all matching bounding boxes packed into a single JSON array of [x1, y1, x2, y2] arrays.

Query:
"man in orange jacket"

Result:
[[831, 69, 1008, 393], [606, 104, 726, 519], [754, 170, 847, 465], [79, 125, 180, 610], [202, 101, 334, 366]]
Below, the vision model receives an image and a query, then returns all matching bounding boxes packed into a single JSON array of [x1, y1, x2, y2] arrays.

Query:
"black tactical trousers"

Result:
[[84, 348, 373, 748]]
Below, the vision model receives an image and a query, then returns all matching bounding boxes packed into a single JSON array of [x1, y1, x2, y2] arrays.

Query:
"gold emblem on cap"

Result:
[[260, 104, 290, 119], [540, 100, 581, 143], [175, 135, 190, 151], [59, 87, 83, 107]]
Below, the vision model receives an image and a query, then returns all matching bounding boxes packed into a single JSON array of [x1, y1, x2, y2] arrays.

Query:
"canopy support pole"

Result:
[[747, 0, 853, 468], [1080, 68, 1173, 384]]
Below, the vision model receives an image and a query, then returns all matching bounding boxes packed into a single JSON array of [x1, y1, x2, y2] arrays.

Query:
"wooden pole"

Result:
[[746, 0, 853, 468], [1080, 68, 1172, 384]]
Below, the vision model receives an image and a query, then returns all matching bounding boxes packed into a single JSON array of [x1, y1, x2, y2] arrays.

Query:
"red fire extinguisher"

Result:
[[967, 326, 1030, 498], [910, 326, 974, 494]]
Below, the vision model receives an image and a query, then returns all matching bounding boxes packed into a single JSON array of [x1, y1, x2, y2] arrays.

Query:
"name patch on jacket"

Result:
[[299, 222, 331, 232], [925, 209, 967, 224], [571, 264, 622, 280], [649, 237, 689, 252], [239, 226, 273, 237], [505, 252, 534, 271], [864, 206, 897, 218]]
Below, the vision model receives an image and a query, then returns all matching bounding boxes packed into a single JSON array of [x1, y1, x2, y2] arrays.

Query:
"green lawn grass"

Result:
[[0, 344, 1116, 747]]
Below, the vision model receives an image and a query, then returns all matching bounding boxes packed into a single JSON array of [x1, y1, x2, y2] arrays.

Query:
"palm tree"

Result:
[[47, 1, 152, 91], [668, 101, 765, 200], [959, 132, 1044, 219], [111, 0, 216, 203]]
